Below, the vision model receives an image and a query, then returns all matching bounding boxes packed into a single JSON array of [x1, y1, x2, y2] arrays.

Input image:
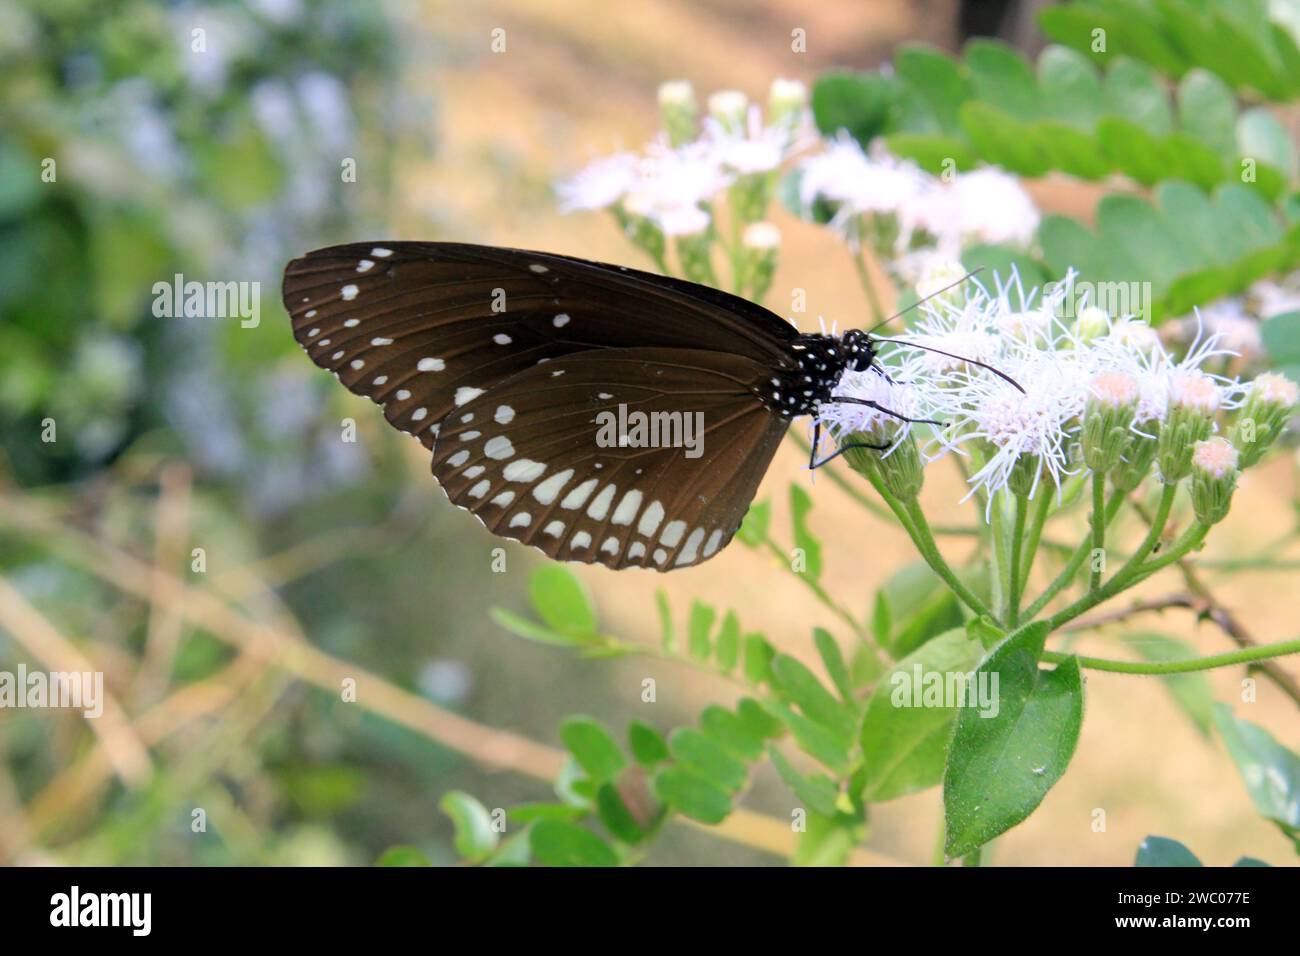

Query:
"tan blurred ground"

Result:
[[404, 0, 1300, 865]]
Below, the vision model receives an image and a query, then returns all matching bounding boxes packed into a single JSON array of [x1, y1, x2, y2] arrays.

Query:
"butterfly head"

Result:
[[841, 329, 877, 372]]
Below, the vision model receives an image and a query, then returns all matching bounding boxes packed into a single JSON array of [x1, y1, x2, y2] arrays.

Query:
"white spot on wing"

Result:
[[586, 484, 617, 520], [371, 247, 393, 257], [571, 531, 592, 549], [702, 529, 724, 558], [660, 520, 687, 548], [529, 263, 549, 273], [484, 436, 515, 460], [447, 450, 469, 467], [638, 501, 665, 537], [560, 479, 598, 510], [357, 259, 375, 272], [610, 490, 643, 526], [340, 284, 359, 301], [509, 512, 532, 528], [543, 520, 565, 538], [600, 536, 620, 555], [628, 542, 647, 560], [411, 408, 428, 421], [418, 357, 445, 372], [503, 459, 545, 482], [454, 387, 485, 406], [371, 337, 393, 346], [675, 528, 705, 565], [494, 405, 515, 424], [491, 490, 515, 507], [552, 313, 570, 328], [532, 469, 574, 505], [493, 333, 512, 345], [468, 479, 491, 498]]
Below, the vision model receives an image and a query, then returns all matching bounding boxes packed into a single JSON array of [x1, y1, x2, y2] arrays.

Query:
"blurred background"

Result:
[[0, 0, 1296, 866]]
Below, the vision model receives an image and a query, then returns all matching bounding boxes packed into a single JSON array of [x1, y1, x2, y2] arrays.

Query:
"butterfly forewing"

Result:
[[283, 242, 797, 449], [432, 347, 788, 569]]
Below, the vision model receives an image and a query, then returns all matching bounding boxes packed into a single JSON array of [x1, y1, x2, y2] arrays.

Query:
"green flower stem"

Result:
[[987, 495, 1008, 623], [900, 496, 996, 621], [1022, 489, 1128, 620], [851, 249, 887, 327], [1008, 493, 1029, 627], [1088, 471, 1106, 591], [1046, 516, 1208, 632], [1044, 637, 1300, 675], [1019, 487, 1054, 584], [758, 534, 870, 642]]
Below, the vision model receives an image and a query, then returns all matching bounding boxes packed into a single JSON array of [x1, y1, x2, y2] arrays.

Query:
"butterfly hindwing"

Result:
[[431, 347, 788, 570]]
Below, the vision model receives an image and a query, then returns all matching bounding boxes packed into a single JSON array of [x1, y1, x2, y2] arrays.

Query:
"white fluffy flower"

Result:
[[555, 152, 640, 212], [797, 134, 928, 219]]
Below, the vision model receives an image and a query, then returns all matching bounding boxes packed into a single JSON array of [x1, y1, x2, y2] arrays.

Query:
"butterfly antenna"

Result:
[[872, 337, 1026, 393], [863, 267, 984, 337]]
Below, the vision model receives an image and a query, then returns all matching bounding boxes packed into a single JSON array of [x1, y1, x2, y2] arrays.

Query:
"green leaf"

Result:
[[528, 565, 597, 640], [714, 610, 740, 672], [883, 133, 978, 175], [789, 483, 822, 581], [509, 802, 587, 824], [559, 717, 626, 783], [1262, 310, 1300, 365], [595, 783, 645, 844], [1129, 632, 1213, 736], [1239, 107, 1296, 181], [742, 632, 776, 684], [439, 791, 499, 861], [770, 654, 856, 740], [810, 70, 899, 146], [651, 766, 732, 824], [375, 845, 432, 867], [699, 705, 765, 760], [894, 44, 972, 136], [530, 819, 619, 867], [813, 628, 854, 702], [668, 728, 748, 793], [769, 746, 840, 817], [1213, 703, 1300, 844], [872, 561, 965, 659], [655, 589, 674, 651], [736, 499, 770, 547], [736, 696, 785, 740], [965, 39, 1040, 119], [687, 600, 715, 661], [1038, 45, 1105, 128], [860, 628, 986, 802], [961, 244, 1050, 290], [1177, 69, 1238, 158], [627, 720, 670, 767], [943, 622, 1084, 857], [762, 700, 850, 774], [1135, 835, 1203, 867], [488, 607, 585, 647], [1103, 57, 1172, 135]]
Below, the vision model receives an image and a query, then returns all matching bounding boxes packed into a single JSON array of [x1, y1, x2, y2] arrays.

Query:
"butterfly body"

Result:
[[283, 242, 878, 571]]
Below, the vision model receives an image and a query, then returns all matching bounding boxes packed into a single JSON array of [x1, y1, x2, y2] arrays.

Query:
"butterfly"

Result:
[[282, 242, 1004, 572]]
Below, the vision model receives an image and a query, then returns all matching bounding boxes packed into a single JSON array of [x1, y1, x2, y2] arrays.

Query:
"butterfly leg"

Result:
[[829, 396, 942, 426]]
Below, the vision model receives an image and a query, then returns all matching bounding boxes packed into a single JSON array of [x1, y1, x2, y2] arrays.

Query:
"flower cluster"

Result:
[[822, 271, 1298, 520], [556, 79, 810, 300], [794, 135, 1039, 281]]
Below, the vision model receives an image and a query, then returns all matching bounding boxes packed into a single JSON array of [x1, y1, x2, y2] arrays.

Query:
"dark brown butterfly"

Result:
[[282, 242, 970, 571]]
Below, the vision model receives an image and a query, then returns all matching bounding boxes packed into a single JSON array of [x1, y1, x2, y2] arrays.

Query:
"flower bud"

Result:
[[1189, 436, 1238, 525], [1074, 305, 1110, 341], [740, 221, 779, 301], [1157, 371, 1220, 483], [844, 430, 924, 501], [1082, 372, 1139, 472], [1230, 372, 1298, 468], [707, 90, 748, 134], [614, 200, 666, 269], [1110, 431, 1159, 494], [1007, 453, 1042, 498], [914, 257, 969, 307], [657, 80, 698, 147], [767, 78, 807, 132]]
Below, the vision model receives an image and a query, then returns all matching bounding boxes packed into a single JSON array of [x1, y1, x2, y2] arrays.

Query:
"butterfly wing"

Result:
[[282, 241, 797, 449], [430, 347, 788, 570]]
